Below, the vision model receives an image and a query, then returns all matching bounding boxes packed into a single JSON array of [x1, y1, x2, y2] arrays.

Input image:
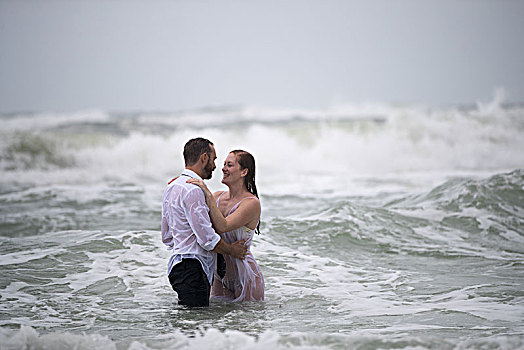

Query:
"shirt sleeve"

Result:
[[161, 193, 173, 249], [183, 187, 221, 251]]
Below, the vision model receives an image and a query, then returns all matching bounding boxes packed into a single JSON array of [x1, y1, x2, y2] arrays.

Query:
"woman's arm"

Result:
[[187, 179, 260, 234]]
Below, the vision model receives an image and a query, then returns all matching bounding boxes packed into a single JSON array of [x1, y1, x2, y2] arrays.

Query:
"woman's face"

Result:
[[221, 153, 245, 185]]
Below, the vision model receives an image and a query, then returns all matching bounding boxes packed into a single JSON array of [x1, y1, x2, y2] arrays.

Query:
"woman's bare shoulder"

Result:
[[239, 195, 261, 211]]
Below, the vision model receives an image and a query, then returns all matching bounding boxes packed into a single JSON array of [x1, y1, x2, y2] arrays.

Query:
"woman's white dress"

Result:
[[211, 193, 265, 302]]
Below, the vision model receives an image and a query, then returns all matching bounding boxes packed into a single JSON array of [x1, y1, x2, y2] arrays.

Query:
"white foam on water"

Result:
[[2, 325, 522, 350], [46, 231, 169, 297], [0, 247, 66, 266], [0, 325, 117, 350], [0, 282, 36, 305], [2, 95, 523, 195], [256, 231, 420, 319], [0, 109, 111, 131], [1, 95, 523, 348], [424, 286, 524, 323]]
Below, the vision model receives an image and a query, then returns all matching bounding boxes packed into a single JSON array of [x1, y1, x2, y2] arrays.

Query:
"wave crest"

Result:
[[0, 132, 74, 171]]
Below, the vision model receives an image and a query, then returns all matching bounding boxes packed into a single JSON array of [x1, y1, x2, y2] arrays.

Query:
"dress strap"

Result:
[[216, 191, 227, 206]]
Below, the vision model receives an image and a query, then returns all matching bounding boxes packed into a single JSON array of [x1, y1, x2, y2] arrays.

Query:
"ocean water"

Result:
[[0, 99, 523, 349]]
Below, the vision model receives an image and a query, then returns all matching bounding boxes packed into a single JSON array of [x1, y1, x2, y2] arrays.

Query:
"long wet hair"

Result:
[[231, 150, 260, 234]]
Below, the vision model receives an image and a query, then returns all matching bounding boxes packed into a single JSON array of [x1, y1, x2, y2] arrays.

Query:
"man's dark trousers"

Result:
[[168, 258, 210, 307]]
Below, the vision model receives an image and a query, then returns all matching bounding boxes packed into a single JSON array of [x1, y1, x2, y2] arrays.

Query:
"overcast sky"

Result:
[[1, 0, 523, 112]]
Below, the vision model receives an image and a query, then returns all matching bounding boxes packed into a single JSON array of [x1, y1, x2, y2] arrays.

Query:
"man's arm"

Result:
[[184, 187, 247, 258], [161, 215, 172, 246], [186, 179, 260, 234], [212, 238, 247, 259], [161, 192, 173, 248]]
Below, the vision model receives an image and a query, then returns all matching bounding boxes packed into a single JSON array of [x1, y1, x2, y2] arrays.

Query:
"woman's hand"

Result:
[[186, 178, 212, 199]]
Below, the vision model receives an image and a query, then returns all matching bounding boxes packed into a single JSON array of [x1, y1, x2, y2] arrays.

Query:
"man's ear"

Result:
[[199, 152, 208, 164]]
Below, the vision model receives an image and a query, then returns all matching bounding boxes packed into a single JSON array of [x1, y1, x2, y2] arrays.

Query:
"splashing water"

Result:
[[1, 99, 523, 349]]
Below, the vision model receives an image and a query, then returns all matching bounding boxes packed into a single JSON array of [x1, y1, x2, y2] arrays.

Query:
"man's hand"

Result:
[[213, 239, 248, 259], [229, 239, 248, 259]]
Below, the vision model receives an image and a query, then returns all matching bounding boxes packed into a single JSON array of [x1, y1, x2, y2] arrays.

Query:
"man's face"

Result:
[[202, 145, 217, 180]]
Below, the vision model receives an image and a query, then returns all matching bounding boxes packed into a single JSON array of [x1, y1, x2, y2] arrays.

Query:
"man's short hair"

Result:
[[183, 138, 213, 166]]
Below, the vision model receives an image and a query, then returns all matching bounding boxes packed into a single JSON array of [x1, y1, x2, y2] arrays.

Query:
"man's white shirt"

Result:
[[161, 169, 221, 285]]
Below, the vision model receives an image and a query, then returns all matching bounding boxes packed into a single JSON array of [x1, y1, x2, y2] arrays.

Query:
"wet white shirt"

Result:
[[161, 169, 221, 285]]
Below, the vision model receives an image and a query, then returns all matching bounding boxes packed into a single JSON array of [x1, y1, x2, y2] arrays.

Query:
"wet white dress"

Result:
[[211, 193, 265, 302]]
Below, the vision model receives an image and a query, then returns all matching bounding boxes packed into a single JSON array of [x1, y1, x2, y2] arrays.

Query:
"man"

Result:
[[161, 137, 247, 307]]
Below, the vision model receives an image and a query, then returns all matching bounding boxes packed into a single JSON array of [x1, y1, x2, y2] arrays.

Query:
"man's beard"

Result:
[[202, 158, 214, 180]]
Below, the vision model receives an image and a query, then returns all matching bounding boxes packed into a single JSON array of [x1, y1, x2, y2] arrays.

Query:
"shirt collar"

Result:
[[181, 169, 203, 180]]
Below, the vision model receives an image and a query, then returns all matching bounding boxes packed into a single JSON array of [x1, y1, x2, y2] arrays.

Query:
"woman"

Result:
[[187, 150, 264, 302]]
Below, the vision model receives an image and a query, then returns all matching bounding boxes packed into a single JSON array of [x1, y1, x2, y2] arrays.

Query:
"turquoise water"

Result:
[[1, 103, 523, 349]]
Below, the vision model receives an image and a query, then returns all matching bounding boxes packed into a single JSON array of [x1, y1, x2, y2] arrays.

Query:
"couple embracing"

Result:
[[161, 137, 264, 307]]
